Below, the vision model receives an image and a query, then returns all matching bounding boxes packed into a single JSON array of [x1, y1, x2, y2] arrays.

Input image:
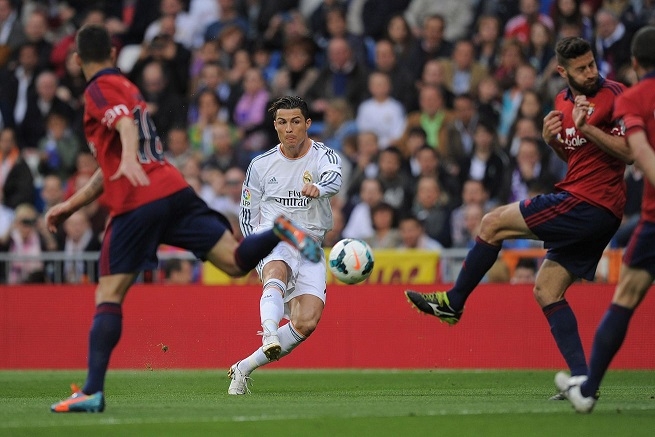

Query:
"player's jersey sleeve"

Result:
[[85, 80, 135, 130], [314, 145, 342, 198], [240, 160, 263, 237], [615, 92, 645, 137]]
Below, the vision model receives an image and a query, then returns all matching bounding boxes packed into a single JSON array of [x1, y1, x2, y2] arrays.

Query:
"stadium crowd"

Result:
[[0, 0, 653, 284]]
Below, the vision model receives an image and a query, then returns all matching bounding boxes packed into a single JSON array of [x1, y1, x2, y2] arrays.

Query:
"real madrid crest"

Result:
[[586, 103, 595, 118], [302, 170, 312, 184]]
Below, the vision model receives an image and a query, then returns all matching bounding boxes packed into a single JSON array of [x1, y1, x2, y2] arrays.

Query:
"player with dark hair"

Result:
[[555, 26, 655, 413], [405, 36, 631, 398], [48, 25, 322, 413], [227, 95, 341, 395]]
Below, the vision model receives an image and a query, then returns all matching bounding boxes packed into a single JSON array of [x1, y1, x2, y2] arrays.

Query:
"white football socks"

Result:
[[237, 322, 306, 374], [259, 278, 286, 331]]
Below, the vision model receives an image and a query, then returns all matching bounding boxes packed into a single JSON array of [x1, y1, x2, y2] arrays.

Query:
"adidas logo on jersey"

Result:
[[268, 177, 278, 184]]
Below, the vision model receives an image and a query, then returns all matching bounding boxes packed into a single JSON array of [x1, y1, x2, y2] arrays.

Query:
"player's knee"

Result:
[[291, 317, 320, 337], [478, 211, 501, 242]]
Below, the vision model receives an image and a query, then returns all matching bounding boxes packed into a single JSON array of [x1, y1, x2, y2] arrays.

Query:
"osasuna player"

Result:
[[405, 36, 632, 397], [228, 96, 342, 394], [48, 25, 321, 413], [556, 26, 655, 413]]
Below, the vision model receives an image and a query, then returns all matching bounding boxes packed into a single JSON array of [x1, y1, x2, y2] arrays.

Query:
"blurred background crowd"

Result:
[[0, 0, 652, 284]]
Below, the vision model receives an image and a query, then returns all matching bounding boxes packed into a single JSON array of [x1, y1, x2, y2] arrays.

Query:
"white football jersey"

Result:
[[240, 140, 342, 242]]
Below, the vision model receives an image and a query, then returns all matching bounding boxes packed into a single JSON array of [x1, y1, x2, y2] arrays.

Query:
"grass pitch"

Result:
[[1, 370, 653, 436]]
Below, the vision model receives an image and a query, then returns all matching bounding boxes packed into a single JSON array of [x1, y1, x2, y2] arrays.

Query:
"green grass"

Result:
[[1, 370, 654, 436]]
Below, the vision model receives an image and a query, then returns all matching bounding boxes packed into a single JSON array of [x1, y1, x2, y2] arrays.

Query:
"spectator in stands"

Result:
[[450, 179, 493, 247], [21, 7, 53, 71], [372, 38, 415, 111], [39, 174, 65, 214], [50, 8, 106, 78], [0, 127, 34, 209], [402, 84, 453, 154], [188, 89, 223, 158], [0, 0, 25, 69], [412, 176, 452, 247], [499, 63, 538, 142], [203, 0, 249, 44], [143, 0, 195, 50], [135, 60, 187, 141], [4, 43, 40, 149], [163, 258, 195, 284], [510, 257, 538, 284], [57, 49, 86, 142], [202, 122, 241, 172], [453, 202, 485, 249], [593, 8, 632, 81], [0, 203, 56, 284], [270, 36, 319, 100], [472, 15, 502, 71], [383, 13, 415, 65], [551, 0, 594, 41], [356, 71, 406, 150], [377, 146, 413, 212], [405, 15, 453, 81], [305, 37, 370, 122], [507, 136, 558, 203], [215, 166, 246, 218], [440, 39, 489, 98], [404, 0, 472, 42], [365, 201, 401, 249], [504, 0, 555, 46], [460, 120, 511, 205], [20, 70, 74, 151], [37, 111, 80, 181], [344, 131, 379, 202], [505, 90, 545, 156], [57, 210, 101, 284], [410, 58, 454, 112], [443, 93, 480, 181], [475, 76, 501, 129], [321, 98, 358, 153], [189, 42, 221, 93], [323, 197, 345, 248], [232, 67, 270, 162], [342, 177, 383, 241], [493, 39, 526, 92], [64, 149, 98, 200], [68, 171, 108, 239], [397, 214, 442, 250], [164, 126, 194, 171], [527, 20, 556, 75], [131, 31, 191, 96], [188, 61, 231, 124]]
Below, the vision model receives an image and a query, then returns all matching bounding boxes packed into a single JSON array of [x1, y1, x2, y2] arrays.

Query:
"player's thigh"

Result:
[[287, 294, 325, 335], [533, 259, 577, 307], [479, 202, 534, 243], [95, 273, 138, 305]]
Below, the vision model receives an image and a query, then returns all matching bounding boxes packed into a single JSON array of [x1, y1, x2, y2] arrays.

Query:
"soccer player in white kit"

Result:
[[228, 96, 342, 394]]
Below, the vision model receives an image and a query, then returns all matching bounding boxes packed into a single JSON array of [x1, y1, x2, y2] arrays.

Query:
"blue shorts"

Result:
[[623, 220, 655, 277], [519, 191, 620, 281], [100, 187, 231, 276]]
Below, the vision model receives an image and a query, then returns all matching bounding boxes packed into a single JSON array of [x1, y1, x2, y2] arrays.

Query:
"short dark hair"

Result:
[[631, 26, 655, 70], [75, 24, 112, 64], [555, 37, 592, 66], [268, 96, 310, 120]]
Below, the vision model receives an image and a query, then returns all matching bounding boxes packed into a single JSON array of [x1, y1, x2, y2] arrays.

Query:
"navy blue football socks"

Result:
[[83, 302, 122, 394], [581, 303, 633, 398], [447, 237, 501, 310], [543, 299, 587, 377]]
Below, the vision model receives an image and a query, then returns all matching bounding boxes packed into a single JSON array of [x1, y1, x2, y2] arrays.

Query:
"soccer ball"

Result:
[[328, 238, 374, 284]]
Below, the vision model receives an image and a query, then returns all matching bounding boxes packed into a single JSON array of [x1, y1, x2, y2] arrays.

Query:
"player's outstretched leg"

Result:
[[51, 384, 105, 413], [404, 290, 463, 325], [273, 215, 322, 263]]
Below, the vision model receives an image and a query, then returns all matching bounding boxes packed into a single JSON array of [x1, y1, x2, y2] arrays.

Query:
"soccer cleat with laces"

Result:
[[273, 215, 322, 263], [228, 362, 252, 395], [404, 290, 463, 325], [554, 371, 598, 413], [50, 384, 105, 413]]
